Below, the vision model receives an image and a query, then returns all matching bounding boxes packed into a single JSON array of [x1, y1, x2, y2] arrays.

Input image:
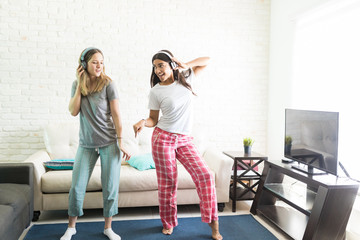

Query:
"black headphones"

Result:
[[157, 51, 178, 69], [80, 47, 96, 69]]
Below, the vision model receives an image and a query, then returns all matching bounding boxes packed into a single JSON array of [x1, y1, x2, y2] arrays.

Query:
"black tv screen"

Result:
[[284, 109, 339, 176]]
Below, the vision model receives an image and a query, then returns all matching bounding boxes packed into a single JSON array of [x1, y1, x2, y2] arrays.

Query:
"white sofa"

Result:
[[25, 122, 233, 220]]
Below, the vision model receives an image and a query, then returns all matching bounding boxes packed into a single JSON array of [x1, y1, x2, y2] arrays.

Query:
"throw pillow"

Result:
[[44, 159, 75, 170], [127, 153, 155, 171]]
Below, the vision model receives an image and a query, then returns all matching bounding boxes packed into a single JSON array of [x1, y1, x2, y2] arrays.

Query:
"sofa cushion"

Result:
[[0, 184, 31, 222], [119, 165, 214, 191], [44, 159, 75, 170], [41, 168, 102, 193], [0, 205, 13, 240], [44, 122, 79, 160], [0, 184, 31, 205], [118, 165, 203, 191], [41, 166, 160, 193], [127, 153, 155, 171], [119, 166, 158, 191], [40, 164, 215, 193]]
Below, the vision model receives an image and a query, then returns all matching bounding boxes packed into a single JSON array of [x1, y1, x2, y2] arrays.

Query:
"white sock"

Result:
[[104, 228, 121, 240], [60, 227, 76, 240]]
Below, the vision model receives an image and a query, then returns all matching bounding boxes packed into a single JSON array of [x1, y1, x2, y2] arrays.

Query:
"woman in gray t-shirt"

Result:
[[61, 47, 130, 240]]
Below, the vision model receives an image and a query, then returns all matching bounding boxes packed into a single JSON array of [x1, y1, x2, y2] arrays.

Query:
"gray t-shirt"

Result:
[[71, 80, 119, 148]]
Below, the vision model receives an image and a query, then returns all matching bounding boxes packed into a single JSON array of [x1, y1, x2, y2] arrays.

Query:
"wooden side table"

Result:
[[223, 151, 267, 212]]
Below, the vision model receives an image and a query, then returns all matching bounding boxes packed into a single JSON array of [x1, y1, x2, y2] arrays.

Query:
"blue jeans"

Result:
[[68, 142, 121, 217]]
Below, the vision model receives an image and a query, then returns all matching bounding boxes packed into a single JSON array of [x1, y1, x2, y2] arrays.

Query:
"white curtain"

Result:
[[291, 0, 360, 180]]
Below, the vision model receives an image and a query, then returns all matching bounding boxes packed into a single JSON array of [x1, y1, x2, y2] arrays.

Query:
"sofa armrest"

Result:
[[0, 163, 34, 223], [0, 163, 33, 186], [24, 150, 51, 211], [203, 148, 233, 203]]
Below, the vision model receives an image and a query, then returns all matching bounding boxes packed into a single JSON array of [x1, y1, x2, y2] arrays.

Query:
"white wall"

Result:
[[0, 0, 270, 161], [267, 0, 332, 160]]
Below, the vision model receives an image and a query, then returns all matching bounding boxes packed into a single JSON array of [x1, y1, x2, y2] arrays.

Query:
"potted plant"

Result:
[[285, 135, 292, 154], [243, 137, 254, 154]]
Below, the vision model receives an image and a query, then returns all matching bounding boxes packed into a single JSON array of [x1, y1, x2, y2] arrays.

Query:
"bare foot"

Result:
[[162, 227, 173, 235], [208, 220, 223, 240]]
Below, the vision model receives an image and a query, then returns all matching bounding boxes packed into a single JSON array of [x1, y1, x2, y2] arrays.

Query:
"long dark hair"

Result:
[[150, 50, 196, 95]]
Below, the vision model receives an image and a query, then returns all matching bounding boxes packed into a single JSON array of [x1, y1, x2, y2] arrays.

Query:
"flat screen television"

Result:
[[284, 109, 339, 176]]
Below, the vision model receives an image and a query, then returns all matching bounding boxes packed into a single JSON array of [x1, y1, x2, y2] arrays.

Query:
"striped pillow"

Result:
[[44, 159, 75, 170]]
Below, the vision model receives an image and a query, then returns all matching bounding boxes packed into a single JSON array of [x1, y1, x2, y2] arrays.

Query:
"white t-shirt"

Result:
[[148, 68, 195, 135]]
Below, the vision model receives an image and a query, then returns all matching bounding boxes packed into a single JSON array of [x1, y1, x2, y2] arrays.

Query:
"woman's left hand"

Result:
[[172, 57, 188, 70], [119, 142, 131, 161]]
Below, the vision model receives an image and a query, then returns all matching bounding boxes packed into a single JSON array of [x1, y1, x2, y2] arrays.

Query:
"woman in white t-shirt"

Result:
[[133, 50, 222, 240]]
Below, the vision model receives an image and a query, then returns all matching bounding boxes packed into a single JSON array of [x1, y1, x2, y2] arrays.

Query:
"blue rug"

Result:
[[24, 214, 278, 240]]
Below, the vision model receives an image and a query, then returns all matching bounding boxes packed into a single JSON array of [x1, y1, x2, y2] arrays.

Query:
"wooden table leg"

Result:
[[232, 160, 237, 212]]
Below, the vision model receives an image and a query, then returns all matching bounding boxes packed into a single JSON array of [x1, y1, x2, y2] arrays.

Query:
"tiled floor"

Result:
[[19, 201, 290, 239]]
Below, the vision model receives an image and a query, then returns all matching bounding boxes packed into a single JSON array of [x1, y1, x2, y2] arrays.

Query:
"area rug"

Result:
[[24, 214, 278, 240]]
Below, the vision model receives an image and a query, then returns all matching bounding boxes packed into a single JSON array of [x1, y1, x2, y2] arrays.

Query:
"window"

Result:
[[291, 0, 360, 180]]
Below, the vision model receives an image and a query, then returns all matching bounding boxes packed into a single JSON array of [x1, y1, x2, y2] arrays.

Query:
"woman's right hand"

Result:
[[133, 119, 146, 138], [76, 65, 85, 84], [69, 66, 84, 116]]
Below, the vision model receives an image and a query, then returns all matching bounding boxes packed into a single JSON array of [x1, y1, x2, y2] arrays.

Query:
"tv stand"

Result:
[[251, 159, 359, 240], [291, 163, 327, 176]]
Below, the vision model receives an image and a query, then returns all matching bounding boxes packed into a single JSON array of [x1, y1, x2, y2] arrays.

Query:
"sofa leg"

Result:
[[218, 203, 225, 212], [32, 211, 41, 222]]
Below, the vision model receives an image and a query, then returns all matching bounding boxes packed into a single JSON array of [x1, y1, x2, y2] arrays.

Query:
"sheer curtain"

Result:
[[291, 0, 360, 180]]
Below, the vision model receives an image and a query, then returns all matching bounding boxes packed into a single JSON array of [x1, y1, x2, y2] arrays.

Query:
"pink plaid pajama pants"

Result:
[[152, 127, 218, 229]]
